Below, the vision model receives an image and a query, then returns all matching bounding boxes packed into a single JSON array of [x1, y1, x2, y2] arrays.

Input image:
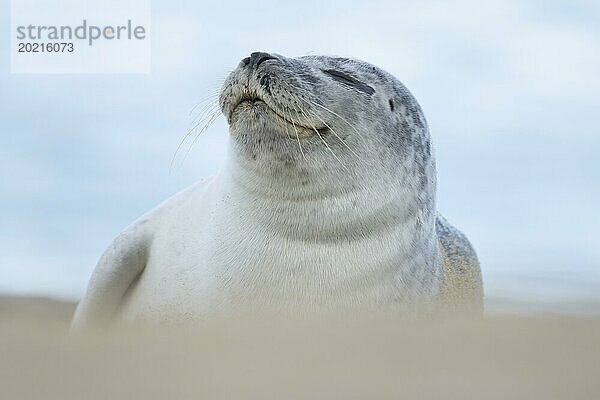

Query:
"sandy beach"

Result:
[[1, 296, 599, 399]]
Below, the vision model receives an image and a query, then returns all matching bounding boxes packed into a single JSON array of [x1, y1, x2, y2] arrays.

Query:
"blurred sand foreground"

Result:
[[1, 297, 599, 399]]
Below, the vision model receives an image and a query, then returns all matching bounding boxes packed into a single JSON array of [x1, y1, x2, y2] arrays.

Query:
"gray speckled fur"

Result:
[[436, 214, 483, 313], [73, 53, 482, 329], [220, 53, 482, 312], [219, 54, 446, 311]]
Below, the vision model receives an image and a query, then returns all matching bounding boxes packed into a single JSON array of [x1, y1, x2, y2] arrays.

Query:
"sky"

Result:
[[1, 0, 599, 312]]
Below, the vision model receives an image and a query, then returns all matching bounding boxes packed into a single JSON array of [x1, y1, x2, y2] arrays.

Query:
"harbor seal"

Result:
[[72, 52, 483, 329]]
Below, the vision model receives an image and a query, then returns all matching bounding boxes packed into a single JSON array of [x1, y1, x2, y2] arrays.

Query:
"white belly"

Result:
[[116, 223, 440, 323], [115, 179, 442, 323]]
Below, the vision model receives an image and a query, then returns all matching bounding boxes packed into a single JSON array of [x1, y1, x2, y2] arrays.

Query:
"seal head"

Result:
[[219, 52, 435, 206]]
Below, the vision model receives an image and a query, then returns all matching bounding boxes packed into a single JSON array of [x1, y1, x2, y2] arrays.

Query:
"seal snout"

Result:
[[224, 52, 279, 120], [222, 52, 332, 136], [240, 52, 277, 70]]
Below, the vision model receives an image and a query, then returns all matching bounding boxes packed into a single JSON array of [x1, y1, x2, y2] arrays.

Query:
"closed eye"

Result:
[[322, 69, 375, 95], [323, 69, 357, 84]]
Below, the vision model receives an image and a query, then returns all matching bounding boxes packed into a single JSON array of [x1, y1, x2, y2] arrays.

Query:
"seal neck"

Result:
[[220, 143, 438, 252]]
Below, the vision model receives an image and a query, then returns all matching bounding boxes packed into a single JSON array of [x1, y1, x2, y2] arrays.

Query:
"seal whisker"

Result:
[[292, 95, 366, 163], [285, 91, 366, 164], [188, 76, 226, 122], [182, 109, 221, 164], [190, 97, 220, 125], [171, 107, 221, 174], [189, 90, 221, 118], [282, 104, 307, 161], [189, 108, 221, 146], [170, 103, 221, 174], [280, 89, 307, 161], [296, 106, 347, 170], [307, 109, 366, 163], [307, 99, 363, 139], [189, 102, 221, 133], [277, 102, 295, 141], [190, 101, 220, 128]]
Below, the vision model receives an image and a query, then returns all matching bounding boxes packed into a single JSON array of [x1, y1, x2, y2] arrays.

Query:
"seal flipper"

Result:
[[436, 214, 484, 314], [71, 224, 151, 331]]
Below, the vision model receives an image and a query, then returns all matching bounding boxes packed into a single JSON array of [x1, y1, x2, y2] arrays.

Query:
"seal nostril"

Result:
[[249, 52, 276, 68], [240, 57, 251, 67], [256, 54, 276, 67]]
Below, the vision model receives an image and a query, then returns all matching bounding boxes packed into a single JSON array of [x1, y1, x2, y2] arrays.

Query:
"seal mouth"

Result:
[[230, 91, 329, 135], [232, 94, 265, 110]]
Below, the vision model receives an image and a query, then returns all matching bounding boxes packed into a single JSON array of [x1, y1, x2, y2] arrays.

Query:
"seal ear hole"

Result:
[[389, 99, 395, 111]]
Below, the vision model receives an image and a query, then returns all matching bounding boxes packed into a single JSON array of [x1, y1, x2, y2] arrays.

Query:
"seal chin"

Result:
[[230, 98, 268, 118], [229, 97, 272, 128], [229, 94, 268, 121]]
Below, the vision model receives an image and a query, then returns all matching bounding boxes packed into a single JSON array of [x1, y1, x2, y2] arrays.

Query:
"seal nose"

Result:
[[247, 52, 276, 69]]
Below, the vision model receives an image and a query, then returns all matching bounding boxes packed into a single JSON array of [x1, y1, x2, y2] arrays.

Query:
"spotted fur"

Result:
[[73, 53, 482, 329]]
